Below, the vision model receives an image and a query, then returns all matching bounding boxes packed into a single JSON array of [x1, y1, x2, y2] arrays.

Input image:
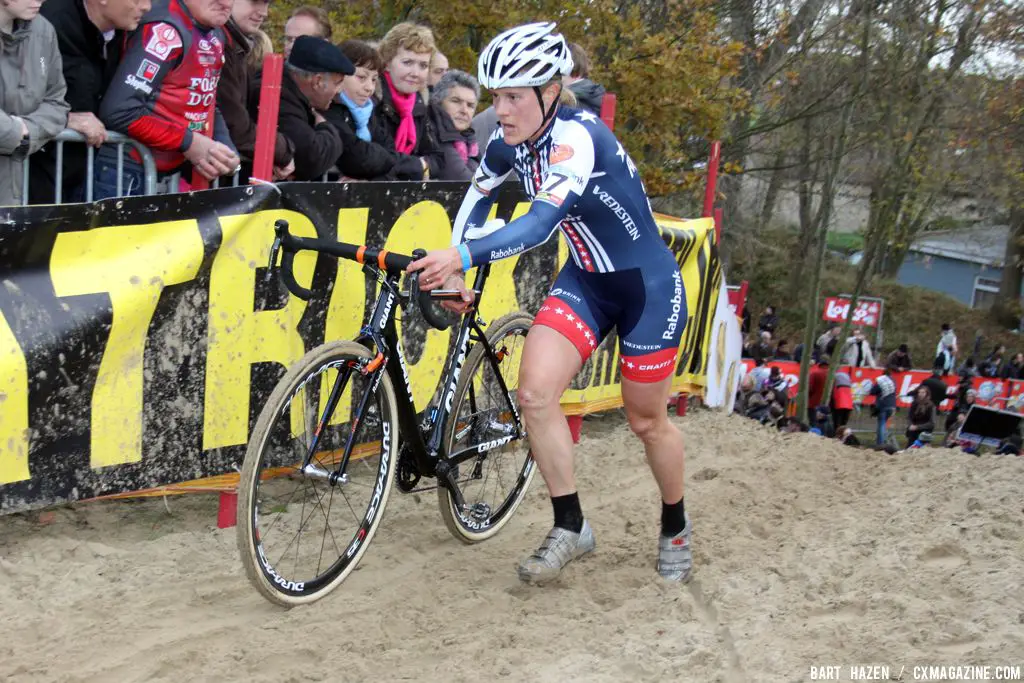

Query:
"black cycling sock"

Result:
[[661, 497, 687, 536], [551, 492, 584, 533]]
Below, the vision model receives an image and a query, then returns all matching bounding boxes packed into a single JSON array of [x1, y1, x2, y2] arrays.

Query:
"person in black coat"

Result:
[[372, 22, 445, 178], [253, 35, 350, 181], [758, 305, 778, 334], [427, 69, 481, 181], [323, 39, 423, 180], [28, 0, 143, 202], [219, 1, 293, 182]]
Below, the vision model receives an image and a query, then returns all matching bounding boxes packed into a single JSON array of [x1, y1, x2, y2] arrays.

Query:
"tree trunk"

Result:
[[756, 149, 787, 231], [787, 120, 817, 298], [991, 205, 1024, 327]]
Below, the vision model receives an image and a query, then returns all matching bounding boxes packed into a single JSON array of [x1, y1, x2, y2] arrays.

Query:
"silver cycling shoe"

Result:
[[657, 513, 693, 582], [517, 519, 596, 584]]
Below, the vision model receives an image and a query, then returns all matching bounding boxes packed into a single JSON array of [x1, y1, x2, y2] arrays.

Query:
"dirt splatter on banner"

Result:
[[0, 183, 721, 513]]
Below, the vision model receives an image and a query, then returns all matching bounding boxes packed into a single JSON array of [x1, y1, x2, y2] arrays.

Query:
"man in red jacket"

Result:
[[97, 0, 239, 196], [807, 356, 829, 424]]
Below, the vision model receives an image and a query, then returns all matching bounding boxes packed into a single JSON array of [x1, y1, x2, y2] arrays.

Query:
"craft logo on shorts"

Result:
[[549, 143, 574, 165], [136, 59, 160, 82], [145, 23, 183, 61]]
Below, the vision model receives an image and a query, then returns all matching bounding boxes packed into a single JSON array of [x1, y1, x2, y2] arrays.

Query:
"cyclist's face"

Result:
[[492, 84, 559, 145]]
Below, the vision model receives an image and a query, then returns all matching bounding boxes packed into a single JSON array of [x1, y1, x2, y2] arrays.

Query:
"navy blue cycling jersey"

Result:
[[451, 107, 671, 273], [449, 106, 685, 382]]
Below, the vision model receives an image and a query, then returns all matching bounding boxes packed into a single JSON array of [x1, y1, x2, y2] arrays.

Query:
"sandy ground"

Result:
[[1, 410, 1022, 683]]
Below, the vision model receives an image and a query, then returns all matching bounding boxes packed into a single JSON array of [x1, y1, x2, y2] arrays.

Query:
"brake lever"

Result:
[[266, 235, 282, 282]]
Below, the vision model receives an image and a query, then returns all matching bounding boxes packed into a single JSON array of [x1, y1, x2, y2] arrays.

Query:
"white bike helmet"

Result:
[[477, 22, 574, 90]]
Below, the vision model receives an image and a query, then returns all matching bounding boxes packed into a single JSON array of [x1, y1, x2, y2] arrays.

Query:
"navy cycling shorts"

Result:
[[532, 261, 686, 383]]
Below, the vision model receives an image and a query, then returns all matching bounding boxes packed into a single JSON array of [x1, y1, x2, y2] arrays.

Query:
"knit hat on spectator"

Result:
[[289, 35, 355, 75]]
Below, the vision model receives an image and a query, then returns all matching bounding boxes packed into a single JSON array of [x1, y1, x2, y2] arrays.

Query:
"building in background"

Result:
[[897, 224, 1019, 309]]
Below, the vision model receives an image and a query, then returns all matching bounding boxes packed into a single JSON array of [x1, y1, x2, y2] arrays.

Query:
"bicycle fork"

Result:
[[298, 356, 380, 486]]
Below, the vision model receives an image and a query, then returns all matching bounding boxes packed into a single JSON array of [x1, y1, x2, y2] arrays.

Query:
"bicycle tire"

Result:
[[438, 311, 537, 543], [236, 340, 399, 607]]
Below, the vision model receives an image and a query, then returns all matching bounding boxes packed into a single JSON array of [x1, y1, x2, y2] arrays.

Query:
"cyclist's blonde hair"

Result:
[[378, 22, 436, 67]]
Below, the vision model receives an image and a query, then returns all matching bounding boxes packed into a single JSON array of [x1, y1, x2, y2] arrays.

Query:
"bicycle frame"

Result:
[[303, 261, 525, 506]]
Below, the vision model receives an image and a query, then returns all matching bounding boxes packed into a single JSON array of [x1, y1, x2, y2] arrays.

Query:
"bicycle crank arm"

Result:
[[434, 460, 466, 510]]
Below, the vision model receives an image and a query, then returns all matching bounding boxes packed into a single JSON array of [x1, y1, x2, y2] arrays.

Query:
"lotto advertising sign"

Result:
[[0, 184, 722, 514], [741, 360, 1024, 410], [822, 297, 882, 327]]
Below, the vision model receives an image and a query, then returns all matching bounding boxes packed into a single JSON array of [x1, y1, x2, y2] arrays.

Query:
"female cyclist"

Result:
[[409, 22, 692, 584]]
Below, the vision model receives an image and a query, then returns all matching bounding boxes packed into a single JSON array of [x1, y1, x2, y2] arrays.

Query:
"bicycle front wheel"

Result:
[[236, 341, 399, 607], [438, 312, 537, 543]]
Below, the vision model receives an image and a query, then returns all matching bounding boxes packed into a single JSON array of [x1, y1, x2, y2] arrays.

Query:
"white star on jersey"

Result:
[[575, 111, 598, 124], [616, 142, 637, 178]]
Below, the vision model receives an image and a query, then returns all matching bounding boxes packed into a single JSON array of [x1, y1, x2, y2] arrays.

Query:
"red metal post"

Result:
[[599, 92, 617, 130], [251, 54, 285, 183], [217, 491, 238, 528], [703, 140, 721, 218], [676, 394, 688, 416], [567, 414, 583, 444]]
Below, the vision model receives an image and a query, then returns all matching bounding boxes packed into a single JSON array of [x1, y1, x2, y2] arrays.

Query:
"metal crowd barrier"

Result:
[[22, 130, 158, 204], [23, 129, 241, 205]]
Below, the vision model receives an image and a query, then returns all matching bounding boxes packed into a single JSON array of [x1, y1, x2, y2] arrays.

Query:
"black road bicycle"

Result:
[[236, 219, 537, 606]]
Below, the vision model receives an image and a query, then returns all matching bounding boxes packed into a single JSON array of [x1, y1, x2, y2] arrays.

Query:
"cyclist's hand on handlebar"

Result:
[[408, 247, 463, 291], [440, 274, 475, 313]]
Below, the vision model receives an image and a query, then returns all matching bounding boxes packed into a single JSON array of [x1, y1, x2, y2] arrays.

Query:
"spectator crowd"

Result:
[[738, 312, 1024, 455], [0, 0, 609, 205]]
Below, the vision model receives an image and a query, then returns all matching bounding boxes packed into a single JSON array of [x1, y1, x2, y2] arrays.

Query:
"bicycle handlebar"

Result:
[[269, 219, 452, 331]]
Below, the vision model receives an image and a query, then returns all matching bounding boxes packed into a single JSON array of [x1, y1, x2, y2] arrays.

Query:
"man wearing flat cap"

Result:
[[251, 34, 351, 180]]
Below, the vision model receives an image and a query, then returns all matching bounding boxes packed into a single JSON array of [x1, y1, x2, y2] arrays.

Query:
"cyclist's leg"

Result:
[[615, 263, 691, 581], [517, 326, 584, 496], [620, 375, 683, 505], [521, 266, 610, 497], [516, 267, 609, 583]]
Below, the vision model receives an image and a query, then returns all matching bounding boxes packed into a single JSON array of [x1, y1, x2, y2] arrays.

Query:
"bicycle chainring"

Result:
[[396, 443, 421, 492]]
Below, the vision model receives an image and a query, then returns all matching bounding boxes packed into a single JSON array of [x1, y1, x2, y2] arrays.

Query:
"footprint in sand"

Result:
[[692, 468, 719, 482], [920, 544, 967, 568], [808, 602, 867, 625]]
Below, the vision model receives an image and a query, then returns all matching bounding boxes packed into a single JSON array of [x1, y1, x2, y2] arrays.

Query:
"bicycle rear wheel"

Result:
[[438, 312, 537, 543], [236, 341, 399, 607]]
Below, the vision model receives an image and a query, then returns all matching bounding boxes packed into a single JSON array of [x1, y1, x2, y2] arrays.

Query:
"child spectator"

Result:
[[325, 39, 424, 180], [773, 339, 792, 360]]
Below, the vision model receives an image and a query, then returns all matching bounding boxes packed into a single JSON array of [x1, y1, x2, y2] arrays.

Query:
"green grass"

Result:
[[826, 231, 865, 254], [725, 228, 1021, 365]]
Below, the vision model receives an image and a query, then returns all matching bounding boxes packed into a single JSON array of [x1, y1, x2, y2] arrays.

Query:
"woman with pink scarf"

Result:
[[371, 22, 443, 179], [427, 70, 481, 181]]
